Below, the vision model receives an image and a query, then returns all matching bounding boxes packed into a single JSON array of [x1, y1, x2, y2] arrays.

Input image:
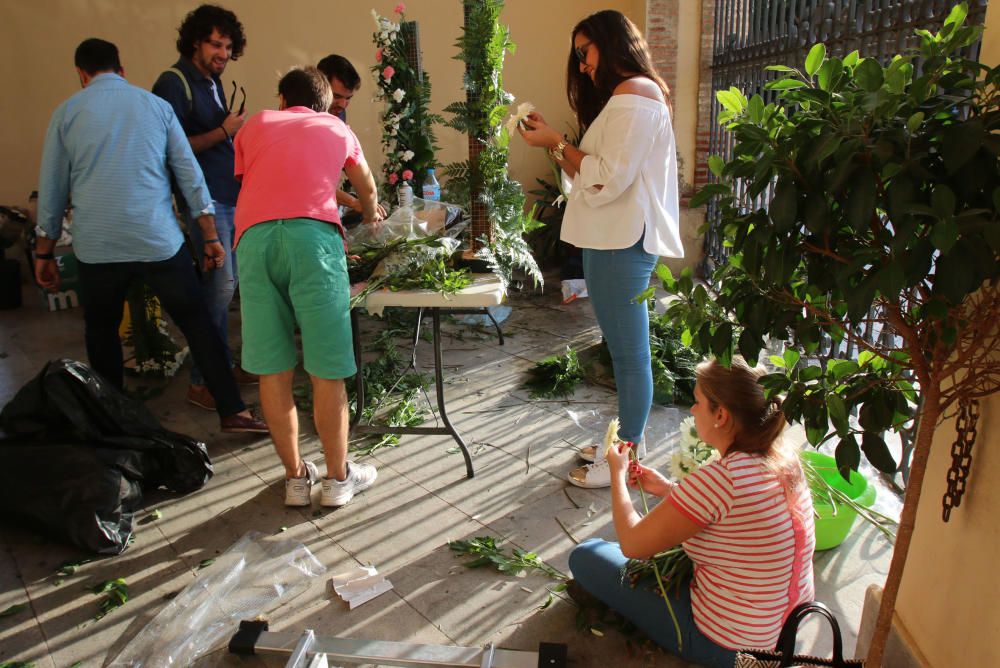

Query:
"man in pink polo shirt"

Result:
[[233, 67, 382, 508]]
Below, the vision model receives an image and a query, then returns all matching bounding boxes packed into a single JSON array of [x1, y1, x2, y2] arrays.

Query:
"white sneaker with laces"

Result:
[[578, 439, 647, 463], [285, 461, 319, 507], [567, 459, 612, 488], [322, 461, 378, 507]]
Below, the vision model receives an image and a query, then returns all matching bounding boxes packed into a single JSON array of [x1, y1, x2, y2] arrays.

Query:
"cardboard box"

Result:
[[40, 248, 81, 311]]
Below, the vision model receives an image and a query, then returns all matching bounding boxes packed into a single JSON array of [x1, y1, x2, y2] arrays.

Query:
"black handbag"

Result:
[[734, 601, 864, 667]]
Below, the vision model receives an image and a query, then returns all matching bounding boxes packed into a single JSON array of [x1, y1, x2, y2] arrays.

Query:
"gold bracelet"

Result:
[[548, 139, 569, 161]]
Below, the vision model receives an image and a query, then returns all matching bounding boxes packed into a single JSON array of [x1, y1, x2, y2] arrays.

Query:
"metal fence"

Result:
[[703, 0, 990, 271], [702, 0, 990, 483]]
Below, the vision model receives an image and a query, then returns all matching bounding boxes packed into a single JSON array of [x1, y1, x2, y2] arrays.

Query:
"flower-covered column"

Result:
[[371, 4, 441, 204]]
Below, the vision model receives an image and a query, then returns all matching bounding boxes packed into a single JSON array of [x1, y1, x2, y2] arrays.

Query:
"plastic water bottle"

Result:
[[398, 181, 414, 209], [422, 168, 441, 201]]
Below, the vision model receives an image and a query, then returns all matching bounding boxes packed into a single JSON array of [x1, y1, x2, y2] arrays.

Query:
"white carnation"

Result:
[[392, 89, 405, 103], [504, 101, 535, 137]]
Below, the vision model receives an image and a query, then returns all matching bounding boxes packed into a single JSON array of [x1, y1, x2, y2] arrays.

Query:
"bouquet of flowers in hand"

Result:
[[668, 416, 720, 480]]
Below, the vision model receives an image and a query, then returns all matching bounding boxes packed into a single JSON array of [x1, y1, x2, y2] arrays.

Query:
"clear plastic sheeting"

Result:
[[345, 197, 466, 249], [108, 531, 326, 667]]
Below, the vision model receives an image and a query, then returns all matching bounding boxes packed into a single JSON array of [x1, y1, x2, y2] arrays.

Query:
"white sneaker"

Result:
[[321, 461, 378, 507], [567, 459, 612, 488], [578, 440, 647, 463], [285, 461, 319, 507]]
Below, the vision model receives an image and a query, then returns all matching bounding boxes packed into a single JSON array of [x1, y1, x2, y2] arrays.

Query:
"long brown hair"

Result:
[[696, 357, 805, 495], [566, 10, 670, 131]]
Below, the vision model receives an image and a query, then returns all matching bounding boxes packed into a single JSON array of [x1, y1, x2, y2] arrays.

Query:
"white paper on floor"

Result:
[[330, 565, 393, 609]]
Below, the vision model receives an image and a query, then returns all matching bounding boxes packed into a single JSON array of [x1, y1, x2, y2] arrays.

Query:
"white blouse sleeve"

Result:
[[576, 104, 663, 207]]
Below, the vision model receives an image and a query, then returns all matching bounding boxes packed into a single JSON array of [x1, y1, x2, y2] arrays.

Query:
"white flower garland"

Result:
[[371, 4, 419, 191]]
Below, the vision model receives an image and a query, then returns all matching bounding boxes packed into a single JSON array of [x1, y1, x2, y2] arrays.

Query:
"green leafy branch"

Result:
[[523, 347, 584, 398], [448, 536, 567, 581], [92, 578, 128, 620]]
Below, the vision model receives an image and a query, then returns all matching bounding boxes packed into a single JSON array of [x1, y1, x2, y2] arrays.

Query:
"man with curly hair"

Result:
[[153, 5, 255, 413]]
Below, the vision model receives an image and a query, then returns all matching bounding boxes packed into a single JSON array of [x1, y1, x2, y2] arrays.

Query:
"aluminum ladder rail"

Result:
[[229, 620, 567, 668]]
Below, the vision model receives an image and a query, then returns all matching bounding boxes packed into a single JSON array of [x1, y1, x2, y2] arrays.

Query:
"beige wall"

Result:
[[0, 0, 647, 208], [673, 0, 700, 192], [895, 393, 1000, 667], [893, 5, 1000, 666]]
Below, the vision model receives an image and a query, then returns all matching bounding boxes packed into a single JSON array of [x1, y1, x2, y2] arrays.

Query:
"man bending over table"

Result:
[[233, 67, 382, 507]]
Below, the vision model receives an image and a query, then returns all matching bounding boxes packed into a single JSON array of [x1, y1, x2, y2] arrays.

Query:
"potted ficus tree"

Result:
[[656, 4, 999, 664]]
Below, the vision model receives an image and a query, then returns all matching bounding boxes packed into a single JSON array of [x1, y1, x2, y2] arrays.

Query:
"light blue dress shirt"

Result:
[[37, 73, 214, 263]]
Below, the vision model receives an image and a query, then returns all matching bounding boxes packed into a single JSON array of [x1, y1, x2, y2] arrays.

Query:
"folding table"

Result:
[[349, 274, 506, 478]]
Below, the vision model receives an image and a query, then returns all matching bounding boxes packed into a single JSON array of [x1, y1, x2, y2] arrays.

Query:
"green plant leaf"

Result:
[[827, 394, 850, 436], [943, 2, 969, 29], [766, 79, 808, 91], [769, 179, 798, 231], [827, 358, 859, 381], [716, 89, 743, 114], [941, 120, 984, 173], [0, 603, 27, 618], [835, 434, 861, 481], [783, 348, 801, 370], [708, 155, 726, 178], [747, 94, 765, 123], [817, 58, 843, 91], [906, 112, 924, 134], [930, 220, 959, 254], [765, 65, 797, 73], [805, 43, 826, 77], [862, 432, 897, 474], [845, 167, 877, 232], [853, 58, 884, 91]]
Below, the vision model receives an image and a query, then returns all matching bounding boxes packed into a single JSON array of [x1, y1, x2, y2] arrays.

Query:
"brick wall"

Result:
[[646, 0, 716, 205], [693, 1, 716, 199], [645, 0, 678, 96]]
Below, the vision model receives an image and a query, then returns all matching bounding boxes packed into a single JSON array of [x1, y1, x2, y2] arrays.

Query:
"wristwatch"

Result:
[[548, 139, 569, 161]]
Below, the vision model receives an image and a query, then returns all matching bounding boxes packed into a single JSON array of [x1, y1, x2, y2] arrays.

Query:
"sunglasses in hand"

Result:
[[228, 81, 246, 115]]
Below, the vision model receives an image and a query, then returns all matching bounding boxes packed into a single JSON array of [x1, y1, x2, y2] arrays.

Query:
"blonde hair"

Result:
[[696, 357, 805, 495]]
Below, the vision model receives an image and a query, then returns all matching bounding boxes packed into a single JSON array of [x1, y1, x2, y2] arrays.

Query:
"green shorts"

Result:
[[236, 218, 356, 380]]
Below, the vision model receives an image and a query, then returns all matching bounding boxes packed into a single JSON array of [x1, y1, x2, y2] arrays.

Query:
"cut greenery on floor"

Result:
[[522, 305, 700, 403]]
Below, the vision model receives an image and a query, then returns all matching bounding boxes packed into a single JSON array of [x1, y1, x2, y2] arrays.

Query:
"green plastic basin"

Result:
[[802, 450, 877, 551]]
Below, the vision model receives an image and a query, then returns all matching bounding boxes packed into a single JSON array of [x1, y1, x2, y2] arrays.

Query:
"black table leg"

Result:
[[350, 308, 364, 432], [432, 308, 474, 479]]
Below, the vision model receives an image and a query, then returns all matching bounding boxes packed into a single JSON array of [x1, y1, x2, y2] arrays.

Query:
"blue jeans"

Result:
[[569, 539, 737, 668], [76, 246, 246, 417], [583, 238, 658, 443], [188, 202, 237, 384]]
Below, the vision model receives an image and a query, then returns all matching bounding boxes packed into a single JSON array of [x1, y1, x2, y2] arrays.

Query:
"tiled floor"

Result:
[[0, 280, 896, 667]]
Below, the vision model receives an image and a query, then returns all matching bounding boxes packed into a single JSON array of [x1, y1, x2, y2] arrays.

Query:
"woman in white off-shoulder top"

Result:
[[520, 9, 683, 488]]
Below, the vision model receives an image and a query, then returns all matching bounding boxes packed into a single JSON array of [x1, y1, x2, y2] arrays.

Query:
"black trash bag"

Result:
[[0, 359, 213, 554]]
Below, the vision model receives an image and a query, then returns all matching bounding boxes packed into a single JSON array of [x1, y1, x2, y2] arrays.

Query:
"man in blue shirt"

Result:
[[153, 4, 254, 412], [35, 37, 266, 434]]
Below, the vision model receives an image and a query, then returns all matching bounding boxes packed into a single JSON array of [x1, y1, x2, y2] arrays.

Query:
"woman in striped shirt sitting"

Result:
[[569, 357, 815, 667]]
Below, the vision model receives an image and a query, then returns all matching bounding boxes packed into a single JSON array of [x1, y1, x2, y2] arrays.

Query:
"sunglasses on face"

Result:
[[574, 41, 592, 62], [228, 81, 246, 115]]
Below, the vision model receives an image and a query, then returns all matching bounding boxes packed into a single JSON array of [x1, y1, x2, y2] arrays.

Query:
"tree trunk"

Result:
[[865, 392, 941, 665]]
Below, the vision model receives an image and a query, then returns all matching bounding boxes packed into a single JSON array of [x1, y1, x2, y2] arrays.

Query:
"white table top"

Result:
[[361, 274, 506, 316]]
